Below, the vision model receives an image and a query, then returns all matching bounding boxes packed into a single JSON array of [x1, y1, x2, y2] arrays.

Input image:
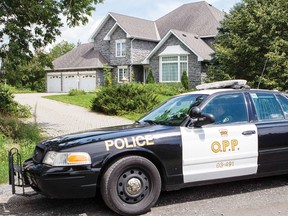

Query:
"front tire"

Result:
[[101, 156, 161, 216]]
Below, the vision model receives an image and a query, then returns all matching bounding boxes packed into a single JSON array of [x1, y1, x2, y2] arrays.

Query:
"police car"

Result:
[[9, 80, 288, 216]]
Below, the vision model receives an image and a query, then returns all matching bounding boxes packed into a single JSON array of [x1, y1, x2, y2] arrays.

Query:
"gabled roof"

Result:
[[156, 1, 225, 38], [143, 29, 215, 63], [90, 12, 160, 42], [90, 1, 224, 42], [47, 43, 108, 71]]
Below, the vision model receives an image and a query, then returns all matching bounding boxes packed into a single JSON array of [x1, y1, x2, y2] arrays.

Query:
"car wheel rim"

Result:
[[117, 169, 150, 204]]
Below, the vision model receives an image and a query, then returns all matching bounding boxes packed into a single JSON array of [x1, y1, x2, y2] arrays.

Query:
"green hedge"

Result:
[[92, 83, 160, 115]]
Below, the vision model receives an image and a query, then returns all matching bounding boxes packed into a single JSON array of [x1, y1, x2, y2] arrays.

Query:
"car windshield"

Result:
[[138, 94, 207, 126]]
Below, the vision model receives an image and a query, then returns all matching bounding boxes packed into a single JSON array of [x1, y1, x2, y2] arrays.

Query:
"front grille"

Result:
[[33, 146, 45, 163]]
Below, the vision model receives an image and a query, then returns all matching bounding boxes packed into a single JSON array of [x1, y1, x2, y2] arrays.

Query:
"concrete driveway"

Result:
[[13, 93, 133, 137]]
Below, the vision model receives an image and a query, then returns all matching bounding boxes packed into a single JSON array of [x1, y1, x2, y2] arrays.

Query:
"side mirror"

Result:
[[189, 107, 215, 127], [194, 114, 215, 127], [189, 107, 201, 118]]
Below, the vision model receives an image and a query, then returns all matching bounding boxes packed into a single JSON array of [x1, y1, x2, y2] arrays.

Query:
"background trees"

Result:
[[0, 0, 103, 62], [208, 0, 288, 91]]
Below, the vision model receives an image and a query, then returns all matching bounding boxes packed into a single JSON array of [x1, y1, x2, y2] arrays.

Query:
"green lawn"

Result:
[[44, 93, 96, 109], [44, 93, 171, 121]]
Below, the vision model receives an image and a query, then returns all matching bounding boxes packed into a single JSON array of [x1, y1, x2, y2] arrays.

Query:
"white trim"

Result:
[[104, 23, 132, 41], [143, 30, 207, 63], [199, 35, 216, 38], [159, 55, 188, 83], [115, 39, 126, 57], [117, 66, 128, 83], [89, 13, 114, 42]]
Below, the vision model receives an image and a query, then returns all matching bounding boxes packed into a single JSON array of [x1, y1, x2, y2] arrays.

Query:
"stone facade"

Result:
[[149, 35, 203, 88], [94, 17, 116, 62], [93, 16, 213, 87], [131, 39, 158, 64]]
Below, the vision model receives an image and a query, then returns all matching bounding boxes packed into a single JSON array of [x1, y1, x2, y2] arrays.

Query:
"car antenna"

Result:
[[257, 58, 268, 89]]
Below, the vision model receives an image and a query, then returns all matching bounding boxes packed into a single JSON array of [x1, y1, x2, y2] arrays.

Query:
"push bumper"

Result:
[[22, 158, 100, 199], [8, 147, 101, 199]]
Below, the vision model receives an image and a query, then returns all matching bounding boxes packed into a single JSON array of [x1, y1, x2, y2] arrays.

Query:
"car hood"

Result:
[[39, 124, 174, 151]]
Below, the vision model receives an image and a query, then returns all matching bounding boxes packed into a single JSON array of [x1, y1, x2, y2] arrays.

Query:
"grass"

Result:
[[0, 134, 37, 184], [44, 93, 96, 109], [0, 114, 42, 184]]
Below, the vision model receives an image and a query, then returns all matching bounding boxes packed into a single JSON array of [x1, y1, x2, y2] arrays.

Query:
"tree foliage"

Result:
[[0, 0, 103, 63], [181, 70, 189, 90], [4, 51, 53, 91], [49, 41, 75, 60], [207, 0, 288, 91], [146, 69, 155, 84]]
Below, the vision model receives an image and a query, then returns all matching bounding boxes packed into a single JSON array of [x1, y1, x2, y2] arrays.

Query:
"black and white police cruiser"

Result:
[[9, 80, 288, 216]]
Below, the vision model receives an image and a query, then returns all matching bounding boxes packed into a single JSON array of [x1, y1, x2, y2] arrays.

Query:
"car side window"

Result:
[[202, 93, 248, 124], [276, 95, 288, 119], [250, 93, 285, 121]]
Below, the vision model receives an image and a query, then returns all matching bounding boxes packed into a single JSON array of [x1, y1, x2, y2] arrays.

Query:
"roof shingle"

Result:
[[49, 43, 108, 71]]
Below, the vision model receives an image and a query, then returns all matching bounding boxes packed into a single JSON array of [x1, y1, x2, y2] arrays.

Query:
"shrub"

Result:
[[0, 84, 20, 115], [144, 83, 186, 96], [181, 70, 190, 90], [0, 115, 41, 142], [146, 69, 155, 84], [92, 83, 160, 115], [68, 89, 86, 96], [0, 84, 31, 117]]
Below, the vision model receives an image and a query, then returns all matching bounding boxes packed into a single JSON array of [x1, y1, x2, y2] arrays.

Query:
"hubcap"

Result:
[[126, 178, 142, 195], [117, 169, 150, 204]]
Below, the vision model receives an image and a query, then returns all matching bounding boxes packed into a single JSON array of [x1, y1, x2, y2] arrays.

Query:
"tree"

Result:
[[181, 70, 189, 90], [0, 0, 104, 64], [146, 69, 155, 84], [49, 41, 75, 60], [103, 64, 112, 87], [208, 0, 288, 91], [5, 51, 53, 91]]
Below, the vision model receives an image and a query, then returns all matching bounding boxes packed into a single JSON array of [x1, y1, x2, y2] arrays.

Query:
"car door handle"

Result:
[[242, 130, 256, 135]]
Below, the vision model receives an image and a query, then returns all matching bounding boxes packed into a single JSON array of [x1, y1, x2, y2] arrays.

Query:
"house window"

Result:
[[116, 39, 126, 57], [118, 66, 128, 83], [160, 55, 188, 82]]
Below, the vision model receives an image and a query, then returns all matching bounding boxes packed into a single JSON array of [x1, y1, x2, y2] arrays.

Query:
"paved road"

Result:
[[1, 93, 288, 215]]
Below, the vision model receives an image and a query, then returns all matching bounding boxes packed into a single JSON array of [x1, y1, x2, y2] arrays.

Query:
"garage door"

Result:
[[79, 72, 97, 91], [47, 73, 61, 92], [47, 71, 97, 93], [63, 72, 79, 92]]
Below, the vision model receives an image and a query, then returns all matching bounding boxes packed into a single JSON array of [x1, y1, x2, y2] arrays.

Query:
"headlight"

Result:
[[43, 151, 91, 166]]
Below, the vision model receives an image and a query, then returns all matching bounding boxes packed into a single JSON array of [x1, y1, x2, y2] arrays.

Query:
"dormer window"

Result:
[[116, 39, 126, 57]]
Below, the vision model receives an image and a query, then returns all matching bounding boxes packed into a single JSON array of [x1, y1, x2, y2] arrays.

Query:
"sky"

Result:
[[53, 0, 241, 48]]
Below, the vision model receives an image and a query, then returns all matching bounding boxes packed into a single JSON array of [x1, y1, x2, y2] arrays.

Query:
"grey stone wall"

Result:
[[149, 34, 203, 88], [131, 39, 157, 64], [109, 26, 131, 65], [94, 17, 116, 62]]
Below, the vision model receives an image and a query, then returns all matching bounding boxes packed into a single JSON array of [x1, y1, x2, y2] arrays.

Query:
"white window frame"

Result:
[[159, 55, 188, 82], [118, 66, 128, 83], [115, 39, 126, 57]]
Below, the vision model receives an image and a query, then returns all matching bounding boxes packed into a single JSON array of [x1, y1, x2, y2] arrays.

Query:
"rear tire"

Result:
[[101, 156, 161, 216]]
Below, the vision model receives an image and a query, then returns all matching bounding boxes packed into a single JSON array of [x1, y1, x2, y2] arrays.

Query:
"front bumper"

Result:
[[23, 158, 100, 199]]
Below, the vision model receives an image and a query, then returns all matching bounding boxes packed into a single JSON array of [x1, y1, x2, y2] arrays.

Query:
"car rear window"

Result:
[[250, 93, 285, 121]]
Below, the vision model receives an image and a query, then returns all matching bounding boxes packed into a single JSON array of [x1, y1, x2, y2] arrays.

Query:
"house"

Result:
[[46, 1, 224, 92]]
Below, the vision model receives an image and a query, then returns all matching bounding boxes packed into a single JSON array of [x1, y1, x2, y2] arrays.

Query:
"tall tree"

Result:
[[207, 0, 288, 91], [49, 41, 75, 60], [0, 0, 103, 63]]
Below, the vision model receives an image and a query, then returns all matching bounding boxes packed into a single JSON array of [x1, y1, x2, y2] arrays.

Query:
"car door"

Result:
[[251, 92, 288, 174], [181, 92, 258, 183]]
